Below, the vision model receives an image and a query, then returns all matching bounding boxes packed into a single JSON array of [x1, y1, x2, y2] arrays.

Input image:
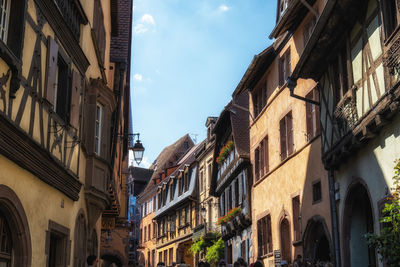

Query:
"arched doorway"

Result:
[[0, 185, 32, 266], [303, 216, 332, 263], [74, 212, 87, 267], [102, 254, 123, 267], [280, 217, 291, 263], [343, 181, 376, 267]]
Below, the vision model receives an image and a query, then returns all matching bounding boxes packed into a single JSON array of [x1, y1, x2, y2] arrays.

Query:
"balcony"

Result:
[[384, 27, 400, 77], [333, 86, 359, 135]]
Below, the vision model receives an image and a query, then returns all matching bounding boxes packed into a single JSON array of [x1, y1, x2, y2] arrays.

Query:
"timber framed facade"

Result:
[[0, 0, 133, 266]]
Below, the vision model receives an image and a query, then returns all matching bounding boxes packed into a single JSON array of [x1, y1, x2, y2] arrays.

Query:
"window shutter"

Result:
[[287, 113, 294, 155], [279, 58, 284, 86], [264, 137, 269, 173], [287, 50, 291, 77], [70, 70, 81, 129], [280, 118, 286, 160], [260, 142, 264, 178], [45, 37, 59, 105], [306, 100, 312, 140], [254, 148, 260, 181], [257, 220, 262, 257], [315, 89, 321, 134], [238, 175, 243, 205]]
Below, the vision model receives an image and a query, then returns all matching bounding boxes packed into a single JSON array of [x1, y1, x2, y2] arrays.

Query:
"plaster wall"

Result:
[[0, 154, 91, 266], [336, 114, 400, 267], [250, 21, 331, 265], [140, 209, 157, 266]]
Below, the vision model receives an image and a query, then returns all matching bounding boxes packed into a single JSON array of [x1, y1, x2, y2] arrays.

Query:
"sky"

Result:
[[130, 0, 276, 168]]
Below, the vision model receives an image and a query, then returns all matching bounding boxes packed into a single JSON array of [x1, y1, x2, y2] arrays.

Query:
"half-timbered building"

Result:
[[210, 90, 253, 265], [0, 0, 132, 265], [154, 142, 203, 267], [287, 0, 400, 266]]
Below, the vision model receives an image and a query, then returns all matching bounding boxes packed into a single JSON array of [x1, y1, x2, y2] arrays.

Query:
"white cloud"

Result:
[[219, 4, 229, 12], [133, 73, 143, 81], [134, 14, 156, 35], [134, 24, 148, 34], [129, 153, 151, 168], [141, 14, 155, 25]]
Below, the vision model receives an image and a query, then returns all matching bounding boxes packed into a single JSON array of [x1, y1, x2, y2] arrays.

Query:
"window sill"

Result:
[[292, 240, 303, 247], [312, 199, 322, 205]]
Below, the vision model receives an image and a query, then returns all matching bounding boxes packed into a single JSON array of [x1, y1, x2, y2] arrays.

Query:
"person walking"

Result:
[[87, 255, 99, 267]]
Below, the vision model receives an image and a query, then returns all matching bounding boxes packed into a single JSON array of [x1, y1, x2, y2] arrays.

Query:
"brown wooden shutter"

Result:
[[287, 112, 294, 155], [254, 148, 260, 181], [257, 219, 262, 257], [306, 92, 313, 140], [287, 50, 291, 77], [260, 142, 264, 177], [45, 37, 59, 105], [280, 118, 286, 160], [315, 89, 321, 134], [279, 57, 284, 86], [264, 137, 269, 173], [70, 70, 81, 129]]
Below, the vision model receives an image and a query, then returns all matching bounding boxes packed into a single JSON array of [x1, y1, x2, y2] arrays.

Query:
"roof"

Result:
[[137, 134, 194, 202], [232, 45, 275, 96], [129, 166, 153, 183], [214, 90, 250, 159], [154, 141, 205, 218]]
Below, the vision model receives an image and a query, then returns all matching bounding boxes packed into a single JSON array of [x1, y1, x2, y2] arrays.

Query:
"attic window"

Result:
[[279, 0, 292, 18]]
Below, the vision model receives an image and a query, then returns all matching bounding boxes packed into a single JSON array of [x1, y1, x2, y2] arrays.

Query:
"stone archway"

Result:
[[0, 185, 32, 266], [303, 216, 333, 264], [342, 180, 376, 267]]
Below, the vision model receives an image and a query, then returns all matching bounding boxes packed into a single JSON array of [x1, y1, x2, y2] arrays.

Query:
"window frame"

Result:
[[280, 111, 294, 161], [257, 214, 273, 257]]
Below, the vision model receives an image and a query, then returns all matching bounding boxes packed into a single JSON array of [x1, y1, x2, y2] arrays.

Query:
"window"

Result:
[[93, 0, 106, 64], [252, 82, 267, 117], [312, 180, 322, 203], [234, 179, 239, 207], [292, 196, 301, 241], [169, 248, 173, 266], [207, 164, 212, 188], [306, 89, 320, 141], [257, 214, 273, 257], [148, 224, 151, 241], [144, 226, 147, 242], [163, 250, 167, 265], [185, 206, 189, 225], [153, 222, 157, 238], [254, 136, 269, 182], [54, 56, 71, 121], [0, 213, 12, 266], [227, 186, 232, 211], [279, 0, 291, 18], [158, 252, 162, 263], [170, 184, 173, 201], [94, 104, 103, 155], [184, 172, 189, 192], [200, 170, 204, 193], [0, 0, 10, 43], [46, 220, 70, 267], [140, 228, 142, 243], [280, 111, 294, 161], [178, 176, 182, 196], [0, 0, 25, 59], [220, 193, 225, 216], [381, 0, 399, 38], [279, 49, 291, 87]]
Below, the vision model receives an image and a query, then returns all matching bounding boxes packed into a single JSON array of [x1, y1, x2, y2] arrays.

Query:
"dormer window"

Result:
[[0, 0, 10, 43], [279, 0, 291, 18]]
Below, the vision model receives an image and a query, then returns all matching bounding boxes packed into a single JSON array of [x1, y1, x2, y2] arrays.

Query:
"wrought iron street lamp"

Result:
[[128, 133, 145, 165]]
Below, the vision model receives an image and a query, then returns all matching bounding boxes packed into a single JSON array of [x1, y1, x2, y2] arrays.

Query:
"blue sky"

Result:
[[130, 0, 276, 167]]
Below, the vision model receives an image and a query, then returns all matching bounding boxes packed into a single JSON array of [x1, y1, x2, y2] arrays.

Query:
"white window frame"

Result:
[[0, 0, 10, 43], [95, 103, 103, 155]]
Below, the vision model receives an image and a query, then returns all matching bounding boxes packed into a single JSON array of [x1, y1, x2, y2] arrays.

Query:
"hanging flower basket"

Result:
[[216, 141, 234, 164], [217, 207, 242, 225]]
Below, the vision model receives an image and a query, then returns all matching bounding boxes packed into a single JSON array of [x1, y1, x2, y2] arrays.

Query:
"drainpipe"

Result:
[[328, 169, 341, 267], [287, 77, 320, 106]]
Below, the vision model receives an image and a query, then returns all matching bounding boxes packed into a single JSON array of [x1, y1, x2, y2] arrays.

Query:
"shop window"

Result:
[[280, 111, 294, 161]]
